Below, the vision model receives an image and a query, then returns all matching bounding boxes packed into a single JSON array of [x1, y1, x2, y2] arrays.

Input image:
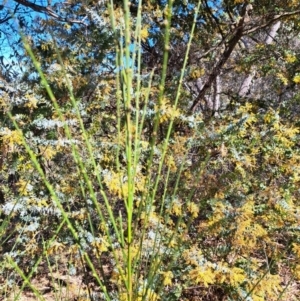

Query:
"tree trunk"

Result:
[[238, 21, 281, 97]]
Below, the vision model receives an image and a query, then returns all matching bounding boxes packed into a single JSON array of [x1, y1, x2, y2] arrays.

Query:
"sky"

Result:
[[0, 0, 61, 77]]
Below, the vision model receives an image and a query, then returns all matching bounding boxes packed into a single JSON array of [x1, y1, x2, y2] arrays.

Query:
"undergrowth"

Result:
[[0, 0, 300, 301]]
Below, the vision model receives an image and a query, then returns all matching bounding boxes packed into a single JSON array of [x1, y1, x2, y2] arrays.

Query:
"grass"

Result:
[[1, 1, 300, 300]]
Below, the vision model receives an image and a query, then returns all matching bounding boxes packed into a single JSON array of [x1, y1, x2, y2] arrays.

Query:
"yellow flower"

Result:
[[47, 241, 65, 255], [293, 264, 300, 280], [39, 146, 57, 160], [166, 155, 177, 172], [140, 26, 149, 42], [293, 74, 300, 84], [277, 72, 289, 85], [292, 243, 300, 257], [189, 267, 215, 286], [285, 53, 297, 63], [91, 237, 109, 256], [187, 202, 199, 218], [171, 199, 182, 216], [237, 102, 252, 114], [190, 68, 205, 79], [168, 238, 177, 247], [264, 112, 273, 123], [1, 128, 23, 150], [229, 267, 246, 286], [24, 93, 38, 109], [161, 271, 173, 286], [17, 179, 31, 196]]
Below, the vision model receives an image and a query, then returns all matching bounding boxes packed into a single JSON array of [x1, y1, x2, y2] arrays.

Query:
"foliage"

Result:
[[0, 0, 300, 300]]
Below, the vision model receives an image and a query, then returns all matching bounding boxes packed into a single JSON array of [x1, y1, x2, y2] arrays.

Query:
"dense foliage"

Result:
[[0, 0, 300, 300]]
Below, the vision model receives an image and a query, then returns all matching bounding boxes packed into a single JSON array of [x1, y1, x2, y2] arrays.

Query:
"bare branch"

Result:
[[0, 15, 11, 24], [0, 3, 20, 25], [243, 9, 300, 35], [13, 0, 86, 25], [190, 3, 249, 112]]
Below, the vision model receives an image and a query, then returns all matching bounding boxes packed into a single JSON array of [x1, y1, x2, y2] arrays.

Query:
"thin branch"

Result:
[[243, 9, 300, 35], [13, 0, 86, 25], [189, 7, 300, 113], [0, 3, 20, 24], [0, 15, 12, 24], [203, 0, 225, 39]]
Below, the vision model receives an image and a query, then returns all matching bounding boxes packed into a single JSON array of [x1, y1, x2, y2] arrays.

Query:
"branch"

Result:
[[0, 4, 20, 25], [189, 7, 300, 113], [13, 0, 86, 25], [190, 3, 249, 112], [203, 0, 225, 39], [0, 15, 11, 24], [243, 9, 300, 35]]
